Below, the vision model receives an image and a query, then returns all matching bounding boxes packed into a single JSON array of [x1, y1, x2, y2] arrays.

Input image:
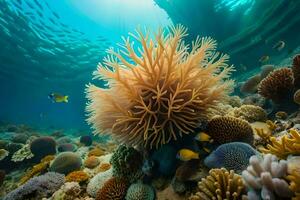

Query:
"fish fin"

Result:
[[64, 96, 69, 103]]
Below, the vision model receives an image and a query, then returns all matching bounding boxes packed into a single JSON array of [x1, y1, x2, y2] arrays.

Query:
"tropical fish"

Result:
[[273, 40, 285, 51], [48, 93, 69, 103], [177, 149, 199, 161], [194, 132, 213, 143], [259, 55, 269, 63]]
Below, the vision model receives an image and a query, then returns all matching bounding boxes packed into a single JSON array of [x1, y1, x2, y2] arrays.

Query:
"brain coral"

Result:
[[189, 168, 246, 200], [30, 136, 56, 159], [227, 104, 267, 123], [96, 177, 128, 200], [205, 116, 254, 144], [292, 54, 300, 88], [258, 68, 294, 104], [50, 152, 82, 175], [204, 142, 257, 172], [86, 25, 234, 149], [125, 182, 155, 200]]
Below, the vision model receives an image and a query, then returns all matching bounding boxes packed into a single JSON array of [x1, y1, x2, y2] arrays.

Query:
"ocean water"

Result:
[[0, 0, 300, 199]]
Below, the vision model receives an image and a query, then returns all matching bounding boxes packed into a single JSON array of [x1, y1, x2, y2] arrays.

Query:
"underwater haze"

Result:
[[1, 0, 300, 199]]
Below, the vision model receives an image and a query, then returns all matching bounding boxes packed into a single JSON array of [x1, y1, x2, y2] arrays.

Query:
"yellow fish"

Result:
[[177, 149, 199, 161], [195, 132, 213, 143], [259, 55, 270, 63], [48, 93, 69, 103]]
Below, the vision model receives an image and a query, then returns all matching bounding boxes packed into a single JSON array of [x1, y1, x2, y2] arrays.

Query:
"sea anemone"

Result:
[[95, 177, 128, 200], [189, 168, 246, 200], [258, 68, 294, 104], [86, 25, 234, 149], [205, 116, 254, 145]]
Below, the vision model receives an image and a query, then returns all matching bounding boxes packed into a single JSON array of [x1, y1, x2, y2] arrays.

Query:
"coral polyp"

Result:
[[86, 25, 234, 148]]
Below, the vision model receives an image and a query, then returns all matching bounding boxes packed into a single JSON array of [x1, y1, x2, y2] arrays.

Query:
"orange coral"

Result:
[[65, 170, 89, 183], [96, 177, 128, 200], [88, 148, 105, 157], [84, 156, 100, 169], [97, 163, 111, 173], [19, 155, 55, 185], [258, 68, 294, 104], [86, 25, 234, 149]]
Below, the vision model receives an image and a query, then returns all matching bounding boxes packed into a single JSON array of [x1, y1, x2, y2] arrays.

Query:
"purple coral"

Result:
[[4, 172, 65, 200]]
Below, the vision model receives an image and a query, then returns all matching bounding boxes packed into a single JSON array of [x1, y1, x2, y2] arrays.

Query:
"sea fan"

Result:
[[86, 25, 234, 149]]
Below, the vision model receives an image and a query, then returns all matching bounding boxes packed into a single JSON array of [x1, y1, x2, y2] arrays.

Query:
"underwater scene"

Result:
[[1, 0, 300, 199]]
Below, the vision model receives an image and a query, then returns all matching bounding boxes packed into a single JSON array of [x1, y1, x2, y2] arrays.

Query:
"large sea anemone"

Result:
[[86, 25, 234, 149]]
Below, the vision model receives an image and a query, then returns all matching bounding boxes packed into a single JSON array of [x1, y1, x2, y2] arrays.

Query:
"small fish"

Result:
[[194, 132, 213, 143], [259, 55, 269, 63], [48, 93, 69, 103], [273, 40, 285, 51], [177, 149, 199, 161]]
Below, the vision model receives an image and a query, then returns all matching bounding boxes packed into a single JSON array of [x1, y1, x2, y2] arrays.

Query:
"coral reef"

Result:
[[88, 147, 105, 157], [4, 172, 65, 200], [97, 162, 111, 172], [258, 68, 294, 104], [204, 142, 257, 172], [80, 135, 93, 146], [87, 168, 113, 197], [286, 169, 300, 200], [243, 94, 266, 108], [240, 74, 261, 94], [189, 168, 246, 200], [175, 159, 208, 182], [95, 177, 128, 200], [86, 25, 234, 149], [50, 152, 82, 175], [65, 170, 89, 183], [205, 116, 254, 144], [30, 136, 56, 159], [242, 154, 293, 199], [292, 54, 300, 89], [260, 128, 300, 159], [125, 182, 155, 200], [11, 143, 34, 162], [11, 133, 29, 144], [110, 145, 143, 182], [57, 143, 76, 152], [228, 104, 267, 123], [51, 182, 82, 200], [84, 156, 100, 169]]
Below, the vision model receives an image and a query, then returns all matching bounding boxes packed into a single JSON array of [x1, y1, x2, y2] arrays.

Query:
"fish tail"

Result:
[[64, 96, 69, 103]]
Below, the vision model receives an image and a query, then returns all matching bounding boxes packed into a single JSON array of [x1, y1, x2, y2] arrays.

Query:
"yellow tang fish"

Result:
[[48, 93, 69, 103], [195, 132, 213, 143], [177, 149, 199, 161]]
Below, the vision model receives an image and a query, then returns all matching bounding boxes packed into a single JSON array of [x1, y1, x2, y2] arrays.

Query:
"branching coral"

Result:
[[242, 154, 293, 199], [189, 168, 246, 200], [95, 177, 128, 200], [286, 169, 300, 199], [205, 116, 254, 144], [258, 68, 294, 104], [260, 128, 300, 159], [86, 25, 234, 149], [11, 143, 34, 162], [227, 105, 267, 123]]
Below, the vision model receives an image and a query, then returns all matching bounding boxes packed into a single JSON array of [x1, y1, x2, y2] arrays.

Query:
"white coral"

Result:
[[86, 168, 112, 197]]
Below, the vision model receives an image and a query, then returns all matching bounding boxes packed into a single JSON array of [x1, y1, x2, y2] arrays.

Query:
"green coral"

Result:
[[110, 145, 143, 183], [125, 182, 155, 200]]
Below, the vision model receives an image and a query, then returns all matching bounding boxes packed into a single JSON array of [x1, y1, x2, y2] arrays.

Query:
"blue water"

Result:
[[0, 0, 299, 130]]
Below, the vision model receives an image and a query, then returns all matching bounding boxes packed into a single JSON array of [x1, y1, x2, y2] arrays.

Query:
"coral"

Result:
[[95, 177, 128, 200], [110, 145, 143, 183], [156, 185, 183, 200], [86, 25, 234, 149], [11, 143, 34, 162], [240, 74, 261, 94], [189, 168, 246, 200], [51, 182, 81, 200], [171, 177, 187, 194], [205, 116, 254, 144], [286, 169, 300, 199], [243, 94, 266, 108], [4, 172, 65, 200], [80, 135, 93, 146], [6, 143, 23, 154], [0, 170, 5, 187], [30, 136, 56, 159], [175, 159, 208, 182], [260, 65, 275, 79], [204, 142, 257, 172], [65, 170, 89, 183], [253, 127, 272, 147], [294, 89, 300, 104], [50, 152, 82, 175], [258, 68, 294, 104], [260, 128, 300, 159], [88, 147, 105, 157], [57, 143, 76, 152], [19, 155, 55, 185], [207, 103, 233, 118], [225, 95, 242, 107], [227, 104, 267, 123], [11, 133, 29, 144], [242, 154, 293, 199], [292, 54, 300, 89], [275, 111, 288, 119], [87, 168, 113, 197], [125, 182, 155, 200], [84, 156, 100, 169], [57, 136, 72, 145], [97, 162, 111, 172], [0, 149, 9, 160]]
